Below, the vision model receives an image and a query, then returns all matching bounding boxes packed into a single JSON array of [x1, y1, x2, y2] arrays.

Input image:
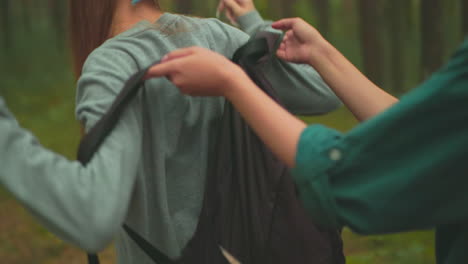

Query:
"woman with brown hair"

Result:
[[0, 0, 339, 262]]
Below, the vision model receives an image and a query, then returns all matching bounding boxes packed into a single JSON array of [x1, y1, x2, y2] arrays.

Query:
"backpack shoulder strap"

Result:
[[77, 64, 152, 164], [77, 62, 175, 264]]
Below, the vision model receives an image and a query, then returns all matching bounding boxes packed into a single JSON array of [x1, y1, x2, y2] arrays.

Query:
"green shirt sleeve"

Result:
[[292, 40, 468, 234]]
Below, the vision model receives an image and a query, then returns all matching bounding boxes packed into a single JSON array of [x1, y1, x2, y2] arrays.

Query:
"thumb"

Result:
[[144, 60, 179, 80], [276, 43, 288, 61]]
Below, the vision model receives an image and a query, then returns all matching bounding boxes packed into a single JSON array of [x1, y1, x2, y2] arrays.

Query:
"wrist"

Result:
[[239, 7, 256, 17], [223, 68, 253, 100], [236, 9, 262, 32], [308, 37, 333, 66]]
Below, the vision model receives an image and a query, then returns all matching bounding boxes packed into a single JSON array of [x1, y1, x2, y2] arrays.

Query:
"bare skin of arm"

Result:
[[146, 19, 399, 167], [272, 18, 398, 122], [216, 1, 397, 120], [149, 48, 306, 167]]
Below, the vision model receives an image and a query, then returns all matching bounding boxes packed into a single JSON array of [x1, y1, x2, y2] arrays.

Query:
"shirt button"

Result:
[[329, 148, 342, 161]]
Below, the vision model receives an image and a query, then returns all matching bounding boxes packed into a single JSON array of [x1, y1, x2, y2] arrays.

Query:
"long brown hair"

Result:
[[69, 0, 117, 78], [69, 0, 161, 79]]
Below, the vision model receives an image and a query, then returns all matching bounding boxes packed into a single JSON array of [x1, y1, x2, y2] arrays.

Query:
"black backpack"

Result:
[[77, 36, 345, 264]]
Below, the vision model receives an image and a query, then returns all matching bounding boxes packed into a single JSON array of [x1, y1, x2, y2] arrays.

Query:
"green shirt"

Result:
[[293, 39, 468, 264], [0, 11, 339, 264]]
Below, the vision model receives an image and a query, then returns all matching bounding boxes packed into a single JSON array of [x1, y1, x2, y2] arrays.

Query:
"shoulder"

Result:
[[172, 15, 250, 56], [204, 17, 250, 57], [81, 39, 140, 76], [76, 39, 142, 121], [203, 17, 249, 43]]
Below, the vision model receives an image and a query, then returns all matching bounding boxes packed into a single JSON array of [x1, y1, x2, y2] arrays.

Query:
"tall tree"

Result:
[[49, 0, 66, 49], [312, 0, 330, 39], [280, 0, 297, 17], [358, 0, 385, 87], [174, 0, 193, 14], [388, 0, 412, 93], [1, 0, 11, 49], [421, 0, 444, 79], [462, 0, 468, 38], [22, 0, 33, 32], [268, 0, 284, 20]]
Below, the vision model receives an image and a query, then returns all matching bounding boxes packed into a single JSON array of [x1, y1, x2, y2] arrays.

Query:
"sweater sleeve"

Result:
[[0, 44, 143, 253], [292, 40, 468, 234], [236, 10, 269, 37], [230, 11, 341, 115]]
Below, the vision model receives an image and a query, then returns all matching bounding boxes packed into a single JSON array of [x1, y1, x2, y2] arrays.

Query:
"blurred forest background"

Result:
[[0, 0, 465, 263]]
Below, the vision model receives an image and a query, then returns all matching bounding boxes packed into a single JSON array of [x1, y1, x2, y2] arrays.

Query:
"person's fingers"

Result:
[[223, 0, 243, 15], [225, 8, 237, 25], [285, 30, 295, 41], [276, 40, 287, 58], [276, 47, 287, 60], [271, 18, 300, 31], [278, 42, 286, 51], [216, 1, 225, 18], [161, 47, 199, 62], [145, 47, 202, 79], [144, 61, 178, 79], [282, 31, 291, 42]]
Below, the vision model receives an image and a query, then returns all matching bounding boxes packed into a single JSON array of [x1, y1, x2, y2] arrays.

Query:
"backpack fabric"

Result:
[[78, 37, 345, 264]]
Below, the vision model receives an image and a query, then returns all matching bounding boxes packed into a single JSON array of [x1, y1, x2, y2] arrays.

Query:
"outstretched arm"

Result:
[[148, 48, 306, 167], [0, 47, 143, 253], [217, 2, 395, 120], [272, 18, 398, 121], [216, 1, 341, 115], [148, 39, 468, 237]]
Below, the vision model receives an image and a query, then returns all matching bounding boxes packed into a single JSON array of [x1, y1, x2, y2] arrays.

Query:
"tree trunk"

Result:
[[312, 0, 330, 39], [1, 0, 11, 49], [421, 0, 444, 79], [388, 0, 412, 94], [49, 0, 66, 49], [462, 0, 468, 38], [22, 0, 33, 32], [280, 0, 297, 17], [358, 0, 384, 86], [267, 0, 283, 20], [174, 0, 193, 14]]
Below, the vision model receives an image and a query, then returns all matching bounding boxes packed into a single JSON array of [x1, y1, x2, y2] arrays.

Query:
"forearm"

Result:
[[225, 77, 307, 167], [309, 40, 398, 121], [0, 98, 139, 252], [294, 41, 468, 232]]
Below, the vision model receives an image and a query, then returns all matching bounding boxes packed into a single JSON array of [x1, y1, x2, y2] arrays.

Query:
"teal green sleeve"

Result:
[[0, 46, 142, 253], [292, 40, 468, 234], [236, 11, 341, 115]]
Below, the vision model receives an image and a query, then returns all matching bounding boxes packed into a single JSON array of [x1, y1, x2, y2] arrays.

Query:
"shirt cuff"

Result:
[[292, 125, 343, 228], [236, 10, 264, 33]]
